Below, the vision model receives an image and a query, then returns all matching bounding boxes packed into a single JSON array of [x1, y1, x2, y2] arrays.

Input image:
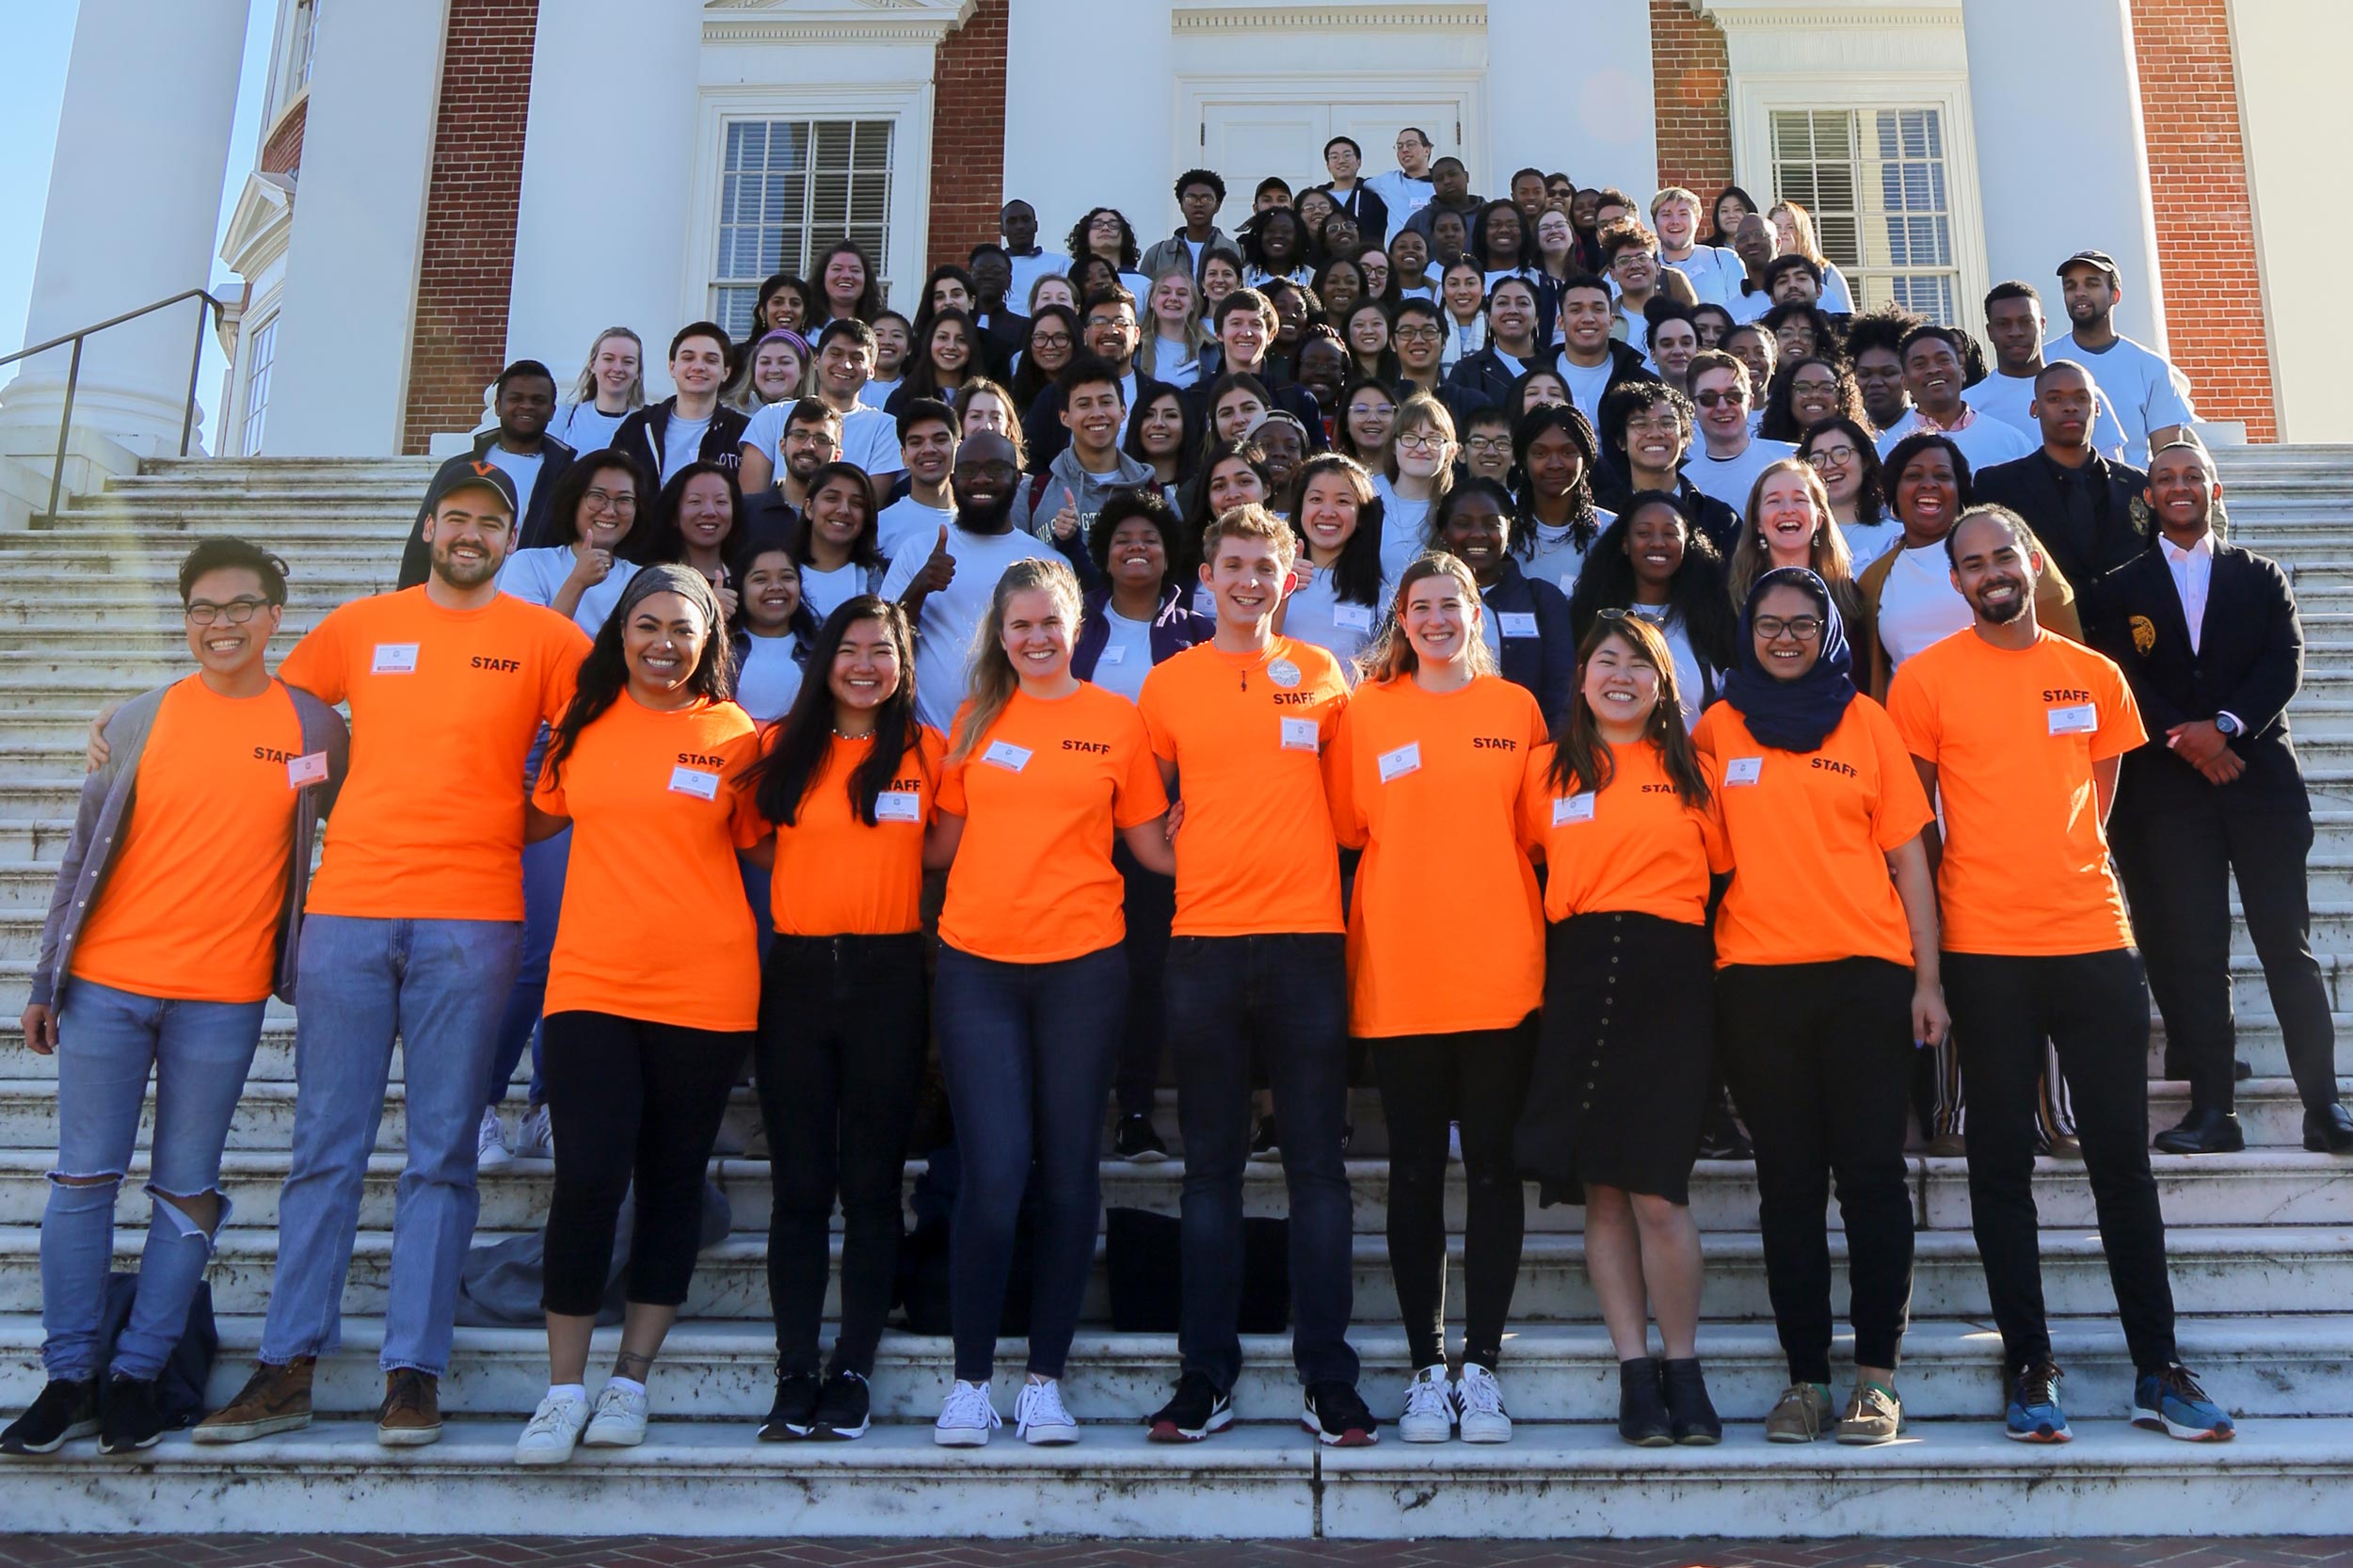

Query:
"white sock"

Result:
[[549, 1383, 586, 1405], [606, 1375, 647, 1398]]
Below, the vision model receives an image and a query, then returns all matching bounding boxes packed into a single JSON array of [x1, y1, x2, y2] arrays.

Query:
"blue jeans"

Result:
[[485, 827, 568, 1109], [934, 941, 1127, 1383], [260, 915, 521, 1376], [1166, 934, 1358, 1392], [41, 982, 265, 1382]]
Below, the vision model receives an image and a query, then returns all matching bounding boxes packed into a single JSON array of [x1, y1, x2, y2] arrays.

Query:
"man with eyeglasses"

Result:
[[1391, 299, 1448, 398], [398, 359, 574, 587], [1682, 349, 1795, 514], [743, 398, 844, 537], [1973, 360, 2148, 595], [1595, 380, 1740, 554], [1365, 127, 1438, 243], [1314, 136, 1390, 245], [1459, 409, 1515, 487]]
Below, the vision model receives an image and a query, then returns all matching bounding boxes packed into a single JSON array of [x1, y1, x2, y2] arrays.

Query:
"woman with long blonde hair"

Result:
[[1728, 457, 1861, 623], [553, 327, 646, 452], [1134, 267, 1210, 389]]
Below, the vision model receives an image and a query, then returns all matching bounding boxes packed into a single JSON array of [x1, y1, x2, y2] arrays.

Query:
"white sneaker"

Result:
[[514, 1391, 588, 1465], [935, 1379, 1001, 1447], [581, 1382, 648, 1448], [514, 1102, 555, 1161], [1015, 1378, 1080, 1445], [1397, 1364, 1454, 1442], [1454, 1363, 1512, 1444], [475, 1107, 512, 1171]]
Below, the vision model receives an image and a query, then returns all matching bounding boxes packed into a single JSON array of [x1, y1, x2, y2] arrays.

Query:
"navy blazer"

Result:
[[1071, 583, 1215, 681], [1482, 557, 1578, 723]]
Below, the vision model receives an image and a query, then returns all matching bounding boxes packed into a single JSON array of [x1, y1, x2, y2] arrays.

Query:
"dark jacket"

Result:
[[1593, 466, 1741, 558], [2087, 540, 2308, 818], [1071, 582, 1215, 680], [1022, 372, 1176, 473], [1138, 227, 1244, 286], [398, 432, 576, 589], [1482, 558, 1578, 722], [1180, 364, 1329, 455], [612, 397, 750, 488], [1400, 194, 1484, 244], [1974, 449, 2151, 608], [1312, 183, 1391, 245], [974, 306, 1029, 380], [1439, 344, 1533, 425]]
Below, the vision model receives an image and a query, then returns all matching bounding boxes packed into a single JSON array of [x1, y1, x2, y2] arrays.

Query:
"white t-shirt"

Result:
[[1152, 337, 1201, 390], [1840, 519, 1904, 568], [1280, 568, 1381, 680], [1526, 507, 1613, 597], [1874, 408, 2038, 473], [1875, 542, 1973, 669], [1819, 261, 1855, 315], [876, 495, 955, 567], [799, 560, 869, 626], [1007, 250, 1068, 313], [857, 377, 901, 411], [1683, 438, 1798, 514], [1614, 307, 1651, 356], [1373, 475, 1434, 582], [552, 403, 627, 453], [494, 546, 639, 636], [837, 402, 904, 479], [1366, 169, 1435, 242], [2041, 332, 2196, 466], [660, 414, 710, 485], [1967, 370, 2132, 462], [1626, 601, 1706, 730], [1555, 352, 1615, 431], [485, 446, 546, 523], [1662, 246, 1746, 309], [877, 525, 1056, 730], [1088, 608, 1155, 703], [734, 632, 807, 725]]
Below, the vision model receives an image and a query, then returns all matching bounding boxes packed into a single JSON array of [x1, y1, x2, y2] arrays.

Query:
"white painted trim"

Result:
[[1172, 71, 1487, 184], [1172, 4, 1486, 31], [225, 295, 282, 457], [702, 0, 974, 46]]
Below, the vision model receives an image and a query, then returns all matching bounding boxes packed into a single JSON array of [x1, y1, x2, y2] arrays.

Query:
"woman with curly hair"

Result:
[[1565, 491, 1737, 726], [1759, 354, 1869, 444]]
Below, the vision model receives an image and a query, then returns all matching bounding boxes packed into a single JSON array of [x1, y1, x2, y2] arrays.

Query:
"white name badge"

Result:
[[1378, 742, 1422, 783], [285, 752, 329, 789], [1097, 644, 1128, 664], [1280, 716, 1321, 752], [371, 643, 420, 676], [1499, 612, 1540, 639], [1333, 603, 1375, 632], [983, 740, 1032, 773], [667, 766, 720, 801], [1553, 792, 1596, 825], [1724, 756, 1764, 787], [875, 790, 922, 823], [2047, 703, 2098, 736]]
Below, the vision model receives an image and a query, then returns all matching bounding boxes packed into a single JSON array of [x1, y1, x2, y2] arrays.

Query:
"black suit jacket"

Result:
[[2087, 540, 2309, 818], [1973, 449, 2150, 607]]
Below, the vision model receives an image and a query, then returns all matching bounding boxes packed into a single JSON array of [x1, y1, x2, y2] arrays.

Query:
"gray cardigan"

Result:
[[30, 680, 350, 1010]]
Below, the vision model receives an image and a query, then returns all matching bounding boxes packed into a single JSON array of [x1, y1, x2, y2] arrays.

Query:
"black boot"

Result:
[[1660, 1357, 1721, 1446], [1617, 1357, 1672, 1447]]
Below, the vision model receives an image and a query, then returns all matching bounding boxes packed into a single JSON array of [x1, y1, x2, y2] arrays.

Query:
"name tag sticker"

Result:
[[1097, 644, 1127, 664], [285, 752, 329, 789], [1553, 792, 1596, 825], [371, 643, 420, 676], [874, 791, 922, 823], [1378, 742, 1422, 783], [2047, 703, 2098, 736], [1280, 716, 1321, 752], [1499, 612, 1540, 639], [983, 741, 1032, 773], [1724, 756, 1764, 787], [1333, 604, 1374, 632], [667, 766, 720, 801]]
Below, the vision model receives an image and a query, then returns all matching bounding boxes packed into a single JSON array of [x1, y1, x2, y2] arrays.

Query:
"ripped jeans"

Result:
[[41, 981, 265, 1382]]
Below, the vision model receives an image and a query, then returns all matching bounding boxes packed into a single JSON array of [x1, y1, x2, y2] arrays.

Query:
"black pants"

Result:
[[1371, 1017, 1538, 1371], [540, 1010, 749, 1317], [1719, 959, 1916, 1384], [755, 933, 929, 1379], [1943, 949, 2179, 1377], [1113, 843, 1176, 1119], [2112, 802, 2337, 1114]]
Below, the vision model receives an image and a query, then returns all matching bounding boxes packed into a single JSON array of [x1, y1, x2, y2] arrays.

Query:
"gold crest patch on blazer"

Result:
[[2130, 614, 2156, 655]]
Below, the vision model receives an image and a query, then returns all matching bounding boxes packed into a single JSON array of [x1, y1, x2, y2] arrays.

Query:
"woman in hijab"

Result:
[[1690, 567, 1947, 1449]]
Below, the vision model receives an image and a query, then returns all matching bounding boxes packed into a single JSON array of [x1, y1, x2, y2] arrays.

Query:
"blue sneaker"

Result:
[[2134, 1365, 2235, 1442], [2005, 1360, 2071, 1443]]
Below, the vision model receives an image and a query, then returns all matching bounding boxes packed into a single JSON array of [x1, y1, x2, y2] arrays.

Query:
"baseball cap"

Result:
[[423, 458, 520, 519], [2057, 249, 2121, 284]]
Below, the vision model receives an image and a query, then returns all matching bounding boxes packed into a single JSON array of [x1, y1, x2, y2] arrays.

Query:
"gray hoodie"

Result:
[[1139, 226, 1244, 286], [1012, 444, 1159, 545]]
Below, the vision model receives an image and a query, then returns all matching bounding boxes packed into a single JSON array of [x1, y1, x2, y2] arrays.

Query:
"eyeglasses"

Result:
[[185, 597, 271, 626], [1348, 404, 1396, 420], [1395, 431, 1448, 452], [1791, 379, 1838, 398], [1624, 413, 1683, 434], [1465, 435, 1511, 453], [1753, 615, 1824, 641], [1693, 389, 1746, 408], [583, 488, 638, 514], [1805, 445, 1861, 467], [1393, 326, 1442, 343], [1032, 332, 1072, 350]]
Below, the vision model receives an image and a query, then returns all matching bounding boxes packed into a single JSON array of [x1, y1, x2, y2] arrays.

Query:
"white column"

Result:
[[1486, 0, 1657, 200], [505, 0, 702, 398], [0, 0, 244, 458], [263, 0, 451, 456], [1961, 0, 2165, 347], [1002, 0, 1172, 265]]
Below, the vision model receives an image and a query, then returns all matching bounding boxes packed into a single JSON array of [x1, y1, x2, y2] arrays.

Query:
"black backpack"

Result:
[[96, 1274, 216, 1428]]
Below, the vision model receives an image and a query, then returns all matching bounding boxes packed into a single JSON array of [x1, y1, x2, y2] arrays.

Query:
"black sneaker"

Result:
[[759, 1369, 823, 1441], [1301, 1380, 1377, 1447], [1249, 1117, 1282, 1163], [1, 1378, 99, 1456], [98, 1376, 164, 1455], [1113, 1112, 1170, 1163], [809, 1371, 871, 1440], [1147, 1370, 1234, 1443]]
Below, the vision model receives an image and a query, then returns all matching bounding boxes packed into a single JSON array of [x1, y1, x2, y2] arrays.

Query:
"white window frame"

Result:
[[239, 311, 280, 457]]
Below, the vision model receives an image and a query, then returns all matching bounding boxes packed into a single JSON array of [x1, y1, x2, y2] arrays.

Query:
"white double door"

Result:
[[1193, 94, 1474, 232]]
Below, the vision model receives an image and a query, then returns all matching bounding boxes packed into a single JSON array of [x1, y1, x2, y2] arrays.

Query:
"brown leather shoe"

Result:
[[376, 1368, 442, 1448], [192, 1359, 314, 1444]]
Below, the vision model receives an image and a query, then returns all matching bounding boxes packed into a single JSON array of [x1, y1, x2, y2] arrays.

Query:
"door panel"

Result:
[[1199, 103, 1327, 229]]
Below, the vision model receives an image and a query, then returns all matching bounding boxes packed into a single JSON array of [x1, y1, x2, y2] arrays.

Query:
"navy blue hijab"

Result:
[[1722, 567, 1855, 753]]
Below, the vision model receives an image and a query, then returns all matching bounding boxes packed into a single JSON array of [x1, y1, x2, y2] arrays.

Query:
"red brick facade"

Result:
[[399, 0, 539, 454], [1650, 0, 1734, 199], [927, 0, 1009, 273], [258, 98, 305, 179], [2129, 0, 2276, 441]]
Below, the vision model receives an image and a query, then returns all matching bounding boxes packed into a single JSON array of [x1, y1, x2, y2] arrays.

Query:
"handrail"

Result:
[[0, 288, 232, 520]]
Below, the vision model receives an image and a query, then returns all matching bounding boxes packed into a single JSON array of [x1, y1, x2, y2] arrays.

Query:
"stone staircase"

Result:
[[4, 451, 2353, 1539]]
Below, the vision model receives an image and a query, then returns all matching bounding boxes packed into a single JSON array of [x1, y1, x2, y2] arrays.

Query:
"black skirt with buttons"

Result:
[[1513, 910, 1716, 1208]]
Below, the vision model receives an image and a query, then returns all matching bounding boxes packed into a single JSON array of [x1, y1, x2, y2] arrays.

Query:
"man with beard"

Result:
[[741, 398, 842, 536], [2049, 250, 2194, 466], [2089, 442, 2353, 1157], [880, 430, 1054, 731], [398, 360, 573, 586], [1886, 505, 2233, 1448], [193, 460, 593, 1448]]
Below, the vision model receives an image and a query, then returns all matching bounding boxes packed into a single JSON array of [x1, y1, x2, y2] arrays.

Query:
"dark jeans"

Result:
[[1371, 1016, 1539, 1371], [934, 941, 1128, 1383], [1166, 934, 1358, 1392], [756, 934, 929, 1379], [1943, 949, 2179, 1377], [1114, 843, 1176, 1119], [539, 1010, 749, 1317], [1719, 959, 1917, 1384]]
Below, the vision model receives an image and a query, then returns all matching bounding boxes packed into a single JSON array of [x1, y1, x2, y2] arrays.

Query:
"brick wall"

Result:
[[1651, 0, 1734, 199], [2129, 0, 2276, 441], [258, 98, 305, 178], [399, 0, 539, 453], [926, 0, 1009, 274]]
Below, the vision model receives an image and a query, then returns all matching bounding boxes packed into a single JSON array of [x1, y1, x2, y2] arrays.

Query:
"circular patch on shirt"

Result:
[[1268, 658, 1302, 689]]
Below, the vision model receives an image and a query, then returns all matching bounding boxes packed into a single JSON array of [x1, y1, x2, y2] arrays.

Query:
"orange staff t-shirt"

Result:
[[1884, 627, 2145, 956], [762, 726, 945, 937], [1694, 696, 1935, 968], [70, 676, 308, 1004], [534, 695, 766, 1032], [1328, 673, 1546, 1037], [936, 684, 1169, 964], [280, 587, 588, 922], [1521, 736, 1719, 928], [1138, 637, 1349, 937]]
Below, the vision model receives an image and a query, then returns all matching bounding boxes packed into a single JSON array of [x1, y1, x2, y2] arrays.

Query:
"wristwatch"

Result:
[[2215, 713, 2242, 737]]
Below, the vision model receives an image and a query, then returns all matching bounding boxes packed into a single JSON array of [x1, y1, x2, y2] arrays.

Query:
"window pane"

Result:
[[1769, 105, 1958, 325], [712, 117, 895, 321]]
